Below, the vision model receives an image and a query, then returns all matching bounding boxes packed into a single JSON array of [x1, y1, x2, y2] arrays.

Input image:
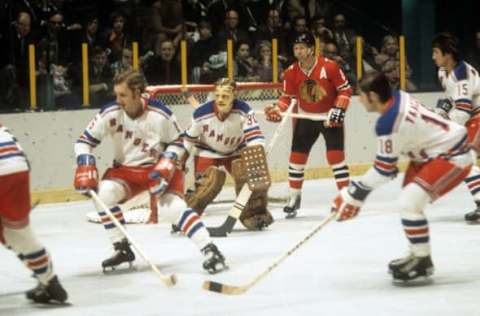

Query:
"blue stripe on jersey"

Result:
[[247, 135, 265, 143], [455, 98, 472, 104], [233, 99, 252, 114], [375, 91, 401, 136], [83, 130, 101, 144], [453, 61, 467, 81], [99, 101, 118, 114], [147, 98, 173, 116], [0, 141, 16, 147], [193, 101, 215, 120], [244, 126, 260, 133], [0, 152, 24, 160]]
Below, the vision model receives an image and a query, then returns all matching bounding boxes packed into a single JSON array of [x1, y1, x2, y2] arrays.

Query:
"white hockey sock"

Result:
[[3, 225, 54, 285], [177, 209, 210, 250]]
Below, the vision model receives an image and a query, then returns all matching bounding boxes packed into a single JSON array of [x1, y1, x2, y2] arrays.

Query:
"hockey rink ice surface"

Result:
[[1, 178, 479, 316]]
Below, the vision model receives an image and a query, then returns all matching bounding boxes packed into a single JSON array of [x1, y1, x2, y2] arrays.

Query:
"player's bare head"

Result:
[[113, 69, 146, 118], [432, 32, 461, 62], [293, 32, 315, 60], [214, 78, 236, 116], [358, 72, 392, 112], [114, 69, 147, 94]]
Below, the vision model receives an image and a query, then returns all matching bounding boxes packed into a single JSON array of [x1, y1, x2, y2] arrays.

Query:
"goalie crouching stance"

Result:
[[183, 78, 274, 231], [74, 70, 227, 274]]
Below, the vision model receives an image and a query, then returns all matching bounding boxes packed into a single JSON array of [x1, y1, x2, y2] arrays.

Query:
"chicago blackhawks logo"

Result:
[[299, 79, 326, 103]]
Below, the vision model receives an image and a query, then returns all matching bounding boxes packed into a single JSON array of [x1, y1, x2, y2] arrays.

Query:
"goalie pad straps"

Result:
[[185, 166, 226, 215], [232, 145, 273, 230]]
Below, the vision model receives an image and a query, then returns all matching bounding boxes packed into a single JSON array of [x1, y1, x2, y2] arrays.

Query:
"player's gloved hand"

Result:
[[148, 152, 177, 196], [264, 104, 282, 122], [331, 181, 372, 221], [74, 154, 98, 194], [434, 98, 453, 119], [326, 106, 346, 127]]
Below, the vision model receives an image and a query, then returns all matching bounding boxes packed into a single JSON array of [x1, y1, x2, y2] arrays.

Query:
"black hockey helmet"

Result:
[[294, 32, 315, 47]]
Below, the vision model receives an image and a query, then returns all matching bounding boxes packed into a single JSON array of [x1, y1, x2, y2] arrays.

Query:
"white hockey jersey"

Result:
[[184, 99, 265, 158], [438, 61, 480, 125], [360, 91, 470, 189], [0, 124, 29, 176], [74, 98, 185, 166]]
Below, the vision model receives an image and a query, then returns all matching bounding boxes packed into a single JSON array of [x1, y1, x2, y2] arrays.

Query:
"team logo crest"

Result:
[[299, 79, 326, 103]]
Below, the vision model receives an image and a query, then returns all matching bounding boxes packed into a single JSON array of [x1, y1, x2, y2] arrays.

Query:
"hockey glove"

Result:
[[332, 181, 372, 221], [148, 152, 177, 196], [264, 104, 282, 122], [434, 98, 453, 119], [326, 106, 346, 127], [74, 154, 98, 194]]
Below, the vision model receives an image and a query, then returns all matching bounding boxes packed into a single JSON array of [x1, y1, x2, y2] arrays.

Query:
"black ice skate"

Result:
[[388, 254, 434, 283], [102, 239, 135, 272], [284, 194, 301, 219], [465, 201, 480, 223], [201, 243, 228, 274], [170, 224, 181, 235], [26, 276, 68, 304]]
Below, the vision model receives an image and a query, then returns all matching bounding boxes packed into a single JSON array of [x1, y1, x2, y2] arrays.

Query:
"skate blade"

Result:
[[392, 275, 434, 287], [285, 210, 298, 219], [102, 263, 136, 275]]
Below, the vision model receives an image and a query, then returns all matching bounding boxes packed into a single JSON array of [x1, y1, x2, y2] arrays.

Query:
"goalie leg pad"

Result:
[[232, 147, 274, 231], [185, 166, 226, 215]]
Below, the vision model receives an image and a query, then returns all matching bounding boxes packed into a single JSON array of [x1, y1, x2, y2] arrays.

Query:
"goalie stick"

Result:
[[203, 211, 336, 294], [207, 99, 297, 237], [89, 190, 177, 287]]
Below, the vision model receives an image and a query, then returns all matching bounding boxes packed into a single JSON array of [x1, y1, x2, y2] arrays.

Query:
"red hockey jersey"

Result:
[[278, 57, 352, 113]]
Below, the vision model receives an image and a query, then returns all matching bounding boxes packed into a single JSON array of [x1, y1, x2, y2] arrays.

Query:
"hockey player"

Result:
[[183, 78, 274, 230], [332, 72, 474, 283], [74, 69, 227, 274], [0, 123, 68, 303], [265, 32, 353, 218], [432, 32, 480, 223]]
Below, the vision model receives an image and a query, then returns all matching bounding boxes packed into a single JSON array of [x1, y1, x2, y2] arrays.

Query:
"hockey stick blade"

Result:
[[202, 280, 247, 295], [207, 216, 237, 237], [202, 212, 336, 295]]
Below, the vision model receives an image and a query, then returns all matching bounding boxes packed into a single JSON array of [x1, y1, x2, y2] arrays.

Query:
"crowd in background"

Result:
[[1, 0, 480, 111]]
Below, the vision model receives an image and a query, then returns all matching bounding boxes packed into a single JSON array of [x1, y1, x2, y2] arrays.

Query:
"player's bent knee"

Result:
[[3, 225, 43, 254], [398, 184, 430, 216], [97, 180, 127, 207]]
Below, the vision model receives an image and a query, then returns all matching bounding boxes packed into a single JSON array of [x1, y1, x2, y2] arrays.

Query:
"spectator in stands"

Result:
[[466, 31, 480, 72], [312, 15, 333, 42], [38, 11, 71, 66], [234, 41, 259, 82], [374, 35, 416, 91], [150, 0, 183, 47], [255, 40, 283, 82], [286, 0, 333, 26], [89, 46, 114, 107], [1, 11, 35, 110], [70, 16, 100, 63], [199, 51, 228, 84], [111, 47, 133, 77], [104, 11, 130, 63], [143, 38, 181, 85], [216, 9, 251, 51], [332, 13, 356, 68], [324, 41, 356, 87], [207, 0, 241, 34], [255, 8, 288, 61], [189, 21, 218, 83]]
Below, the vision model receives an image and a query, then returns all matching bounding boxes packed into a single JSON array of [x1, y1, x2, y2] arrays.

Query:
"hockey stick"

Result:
[[203, 211, 336, 294], [89, 190, 177, 287], [254, 111, 328, 121], [207, 99, 297, 237]]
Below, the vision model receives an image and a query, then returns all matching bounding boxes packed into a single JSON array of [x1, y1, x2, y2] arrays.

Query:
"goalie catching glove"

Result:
[[74, 154, 98, 194], [332, 181, 372, 221], [148, 152, 177, 196]]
